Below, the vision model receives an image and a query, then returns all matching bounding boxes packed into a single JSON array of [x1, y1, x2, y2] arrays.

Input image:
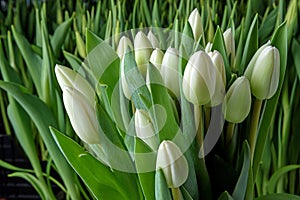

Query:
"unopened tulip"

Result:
[[160, 47, 180, 98], [55, 65, 95, 105], [188, 8, 204, 43], [244, 44, 280, 100], [208, 50, 226, 85], [63, 87, 100, 144], [222, 76, 252, 123], [223, 28, 235, 59], [150, 48, 164, 70], [120, 56, 131, 99], [147, 31, 160, 49], [117, 36, 133, 58], [182, 51, 216, 105], [134, 31, 153, 75], [156, 141, 189, 188], [135, 109, 158, 150]]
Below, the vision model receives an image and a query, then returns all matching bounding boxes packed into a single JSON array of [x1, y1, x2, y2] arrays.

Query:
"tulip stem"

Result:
[[226, 122, 235, 145], [171, 187, 183, 200], [194, 105, 203, 149], [248, 99, 263, 163]]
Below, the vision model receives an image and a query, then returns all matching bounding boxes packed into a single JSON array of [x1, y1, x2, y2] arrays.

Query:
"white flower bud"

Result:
[[134, 31, 153, 75], [117, 36, 133, 58], [223, 28, 235, 59], [147, 31, 160, 49], [156, 141, 189, 188], [244, 44, 280, 100], [188, 8, 204, 42], [150, 48, 164, 70], [134, 109, 158, 150], [55, 65, 95, 105], [160, 47, 180, 98], [120, 56, 131, 99], [63, 87, 100, 144], [222, 76, 252, 123], [182, 51, 216, 105]]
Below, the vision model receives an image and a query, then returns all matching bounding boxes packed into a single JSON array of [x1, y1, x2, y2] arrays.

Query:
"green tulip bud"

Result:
[[244, 44, 280, 100], [147, 31, 160, 49], [135, 109, 158, 150], [223, 28, 235, 59], [150, 48, 164, 70], [134, 31, 153, 75], [117, 36, 133, 58], [182, 51, 216, 105], [156, 141, 189, 188], [75, 31, 86, 58], [55, 65, 95, 105], [161, 47, 180, 98], [188, 8, 204, 43], [63, 87, 100, 144], [222, 76, 252, 123]]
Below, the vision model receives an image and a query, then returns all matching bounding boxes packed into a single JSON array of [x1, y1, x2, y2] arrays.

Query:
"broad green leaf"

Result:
[[124, 51, 152, 110], [51, 14, 74, 57], [155, 169, 172, 200], [240, 14, 258, 74], [181, 186, 194, 200], [255, 193, 300, 200], [253, 22, 287, 182], [51, 127, 132, 200], [0, 81, 80, 199], [267, 165, 300, 194], [217, 191, 234, 200], [85, 29, 120, 101], [232, 141, 251, 200], [11, 26, 43, 96], [135, 137, 155, 200], [181, 22, 194, 56]]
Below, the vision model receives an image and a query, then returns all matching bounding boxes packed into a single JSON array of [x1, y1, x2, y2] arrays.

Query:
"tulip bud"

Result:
[[135, 109, 158, 150], [160, 47, 180, 98], [182, 51, 216, 105], [117, 36, 133, 58], [150, 48, 164, 70], [207, 51, 226, 106], [244, 45, 280, 100], [134, 31, 153, 75], [75, 31, 86, 58], [188, 8, 204, 43], [222, 76, 252, 123], [147, 31, 160, 49], [156, 141, 189, 188], [208, 50, 226, 85], [205, 42, 212, 53], [55, 65, 95, 105], [223, 28, 235, 59], [120, 56, 131, 99], [63, 87, 100, 144]]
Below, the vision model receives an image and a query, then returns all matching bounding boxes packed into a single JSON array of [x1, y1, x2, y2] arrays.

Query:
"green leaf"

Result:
[[253, 22, 287, 182], [0, 160, 33, 173], [240, 14, 258, 74], [292, 39, 300, 81], [63, 50, 83, 72], [155, 169, 172, 200], [255, 193, 300, 200], [11, 26, 43, 96], [135, 137, 156, 200], [85, 29, 120, 101], [51, 14, 74, 57], [217, 191, 234, 200], [50, 127, 132, 200], [212, 27, 231, 82], [267, 165, 300, 194], [232, 141, 251, 200], [181, 186, 194, 200]]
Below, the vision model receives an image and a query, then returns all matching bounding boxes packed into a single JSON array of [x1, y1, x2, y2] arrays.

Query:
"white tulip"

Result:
[[150, 48, 164, 70], [117, 36, 133, 58], [147, 31, 160, 49], [188, 8, 205, 43]]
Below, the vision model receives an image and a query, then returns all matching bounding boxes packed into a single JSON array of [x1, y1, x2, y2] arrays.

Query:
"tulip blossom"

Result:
[[244, 43, 280, 100], [150, 48, 164, 70], [156, 141, 189, 188], [222, 76, 252, 123], [147, 31, 160, 49], [188, 8, 204, 43], [117, 36, 133, 58]]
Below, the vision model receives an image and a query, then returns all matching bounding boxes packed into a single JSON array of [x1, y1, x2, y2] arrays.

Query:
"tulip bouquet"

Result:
[[1, 0, 300, 200]]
